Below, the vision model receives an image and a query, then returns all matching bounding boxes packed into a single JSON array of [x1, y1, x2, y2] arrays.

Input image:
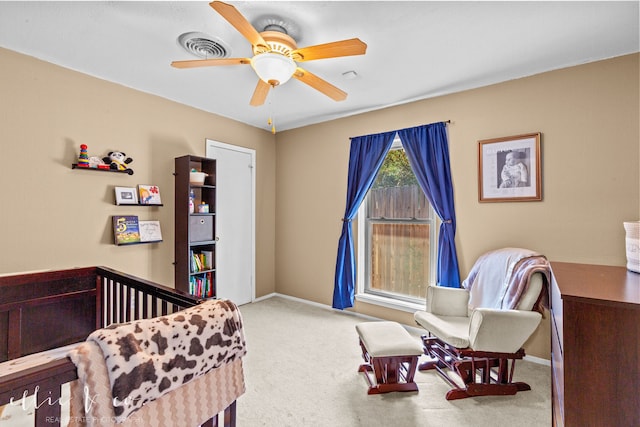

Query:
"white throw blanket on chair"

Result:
[[462, 247, 549, 311]]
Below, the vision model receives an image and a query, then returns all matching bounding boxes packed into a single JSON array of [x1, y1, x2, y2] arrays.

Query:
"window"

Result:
[[357, 140, 436, 310]]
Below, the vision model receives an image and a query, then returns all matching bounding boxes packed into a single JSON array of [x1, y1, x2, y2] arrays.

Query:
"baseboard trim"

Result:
[[256, 292, 382, 320], [523, 355, 551, 366], [252, 293, 552, 366], [252, 292, 278, 303]]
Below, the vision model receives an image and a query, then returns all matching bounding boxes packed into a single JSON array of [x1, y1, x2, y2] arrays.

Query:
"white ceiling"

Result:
[[0, 1, 638, 132]]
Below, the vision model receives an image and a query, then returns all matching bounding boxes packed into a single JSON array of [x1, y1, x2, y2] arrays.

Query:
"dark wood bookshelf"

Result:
[[174, 155, 217, 299]]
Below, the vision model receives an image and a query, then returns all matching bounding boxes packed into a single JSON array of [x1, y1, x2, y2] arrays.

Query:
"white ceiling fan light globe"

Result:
[[251, 52, 296, 86]]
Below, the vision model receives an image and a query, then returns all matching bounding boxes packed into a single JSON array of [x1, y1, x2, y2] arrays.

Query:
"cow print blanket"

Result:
[[87, 299, 246, 423]]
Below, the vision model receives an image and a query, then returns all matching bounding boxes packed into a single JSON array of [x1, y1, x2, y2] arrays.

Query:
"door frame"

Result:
[[205, 139, 256, 303]]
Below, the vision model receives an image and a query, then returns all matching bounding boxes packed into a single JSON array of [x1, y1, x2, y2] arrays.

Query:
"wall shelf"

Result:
[[115, 204, 164, 207], [72, 163, 134, 175]]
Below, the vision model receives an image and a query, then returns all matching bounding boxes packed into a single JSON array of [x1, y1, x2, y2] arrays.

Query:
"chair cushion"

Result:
[[355, 321, 423, 357], [414, 311, 470, 348], [514, 272, 542, 311], [469, 309, 542, 352], [425, 285, 470, 316]]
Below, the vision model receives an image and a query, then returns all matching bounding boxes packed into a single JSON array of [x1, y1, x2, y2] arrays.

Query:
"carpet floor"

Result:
[[236, 296, 551, 427]]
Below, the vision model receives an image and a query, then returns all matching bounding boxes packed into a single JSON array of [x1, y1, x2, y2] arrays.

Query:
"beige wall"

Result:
[[0, 47, 277, 298], [275, 53, 639, 359], [2, 46, 638, 360]]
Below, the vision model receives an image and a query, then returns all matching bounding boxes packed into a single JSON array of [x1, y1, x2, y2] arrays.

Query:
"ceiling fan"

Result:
[[171, 1, 367, 106]]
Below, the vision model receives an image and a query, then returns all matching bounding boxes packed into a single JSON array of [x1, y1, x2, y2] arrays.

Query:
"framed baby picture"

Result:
[[478, 132, 542, 202], [114, 186, 139, 205]]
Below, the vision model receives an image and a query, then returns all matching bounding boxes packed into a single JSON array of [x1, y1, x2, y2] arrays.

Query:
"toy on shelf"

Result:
[[75, 144, 110, 169], [103, 151, 134, 175], [77, 144, 90, 167], [90, 156, 109, 169], [72, 147, 133, 174]]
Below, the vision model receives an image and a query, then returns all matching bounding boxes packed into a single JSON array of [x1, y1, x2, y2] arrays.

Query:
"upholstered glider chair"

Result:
[[414, 248, 550, 400]]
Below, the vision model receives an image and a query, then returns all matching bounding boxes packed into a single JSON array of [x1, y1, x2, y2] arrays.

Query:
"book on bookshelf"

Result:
[[190, 250, 199, 273], [188, 272, 214, 298], [139, 220, 163, 242], [113, 216, 141, 245], [138, 185, 162, 205], [201, 250, 214, 270], [190, 250, 214, 272]]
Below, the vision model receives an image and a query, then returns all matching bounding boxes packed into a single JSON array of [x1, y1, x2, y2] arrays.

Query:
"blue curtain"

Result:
[[398, 122, 461, 287], [332, 131, 396, 309]]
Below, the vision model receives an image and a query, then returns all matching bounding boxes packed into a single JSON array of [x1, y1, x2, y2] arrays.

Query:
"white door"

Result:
[[206, 140, 255, 305]]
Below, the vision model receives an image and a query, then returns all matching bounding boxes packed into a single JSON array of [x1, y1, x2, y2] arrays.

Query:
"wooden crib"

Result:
[[0, 266, 240, 427]]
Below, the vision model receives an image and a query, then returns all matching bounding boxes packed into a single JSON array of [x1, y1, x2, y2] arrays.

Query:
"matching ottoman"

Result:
[[355, 321, 424, 395]]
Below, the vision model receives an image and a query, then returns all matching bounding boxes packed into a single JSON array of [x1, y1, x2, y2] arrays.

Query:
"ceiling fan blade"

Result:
[[210, 1, 268, 49], [292, 38, 367, 62], [250, 79, 271, 106], [293, 68, 347, 101], [171, 57, 250, 69]]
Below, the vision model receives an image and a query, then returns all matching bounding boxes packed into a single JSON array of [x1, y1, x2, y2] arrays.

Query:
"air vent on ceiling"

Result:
[[177, 32, 231, 59], [252, 16, 301, 42]]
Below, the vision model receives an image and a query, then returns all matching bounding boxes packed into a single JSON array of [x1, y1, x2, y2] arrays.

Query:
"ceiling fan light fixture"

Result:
[[251, 52, 296, 86]]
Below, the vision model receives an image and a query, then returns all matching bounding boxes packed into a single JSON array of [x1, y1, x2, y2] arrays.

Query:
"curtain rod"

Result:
[[349, 120, 451, 140]]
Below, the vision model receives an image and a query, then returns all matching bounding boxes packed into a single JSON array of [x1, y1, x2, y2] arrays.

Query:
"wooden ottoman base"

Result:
[[355, 322, 423, 395]]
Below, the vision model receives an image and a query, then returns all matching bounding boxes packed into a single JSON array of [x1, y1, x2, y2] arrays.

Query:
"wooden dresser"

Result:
[[550, 262, 640, 427]]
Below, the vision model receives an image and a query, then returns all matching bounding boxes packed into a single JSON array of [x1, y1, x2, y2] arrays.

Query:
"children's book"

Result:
[[201, 250, 214, 270], [139, 220, 163, 242], [113, 216, 141, 245], [138, 185, 162, 205]]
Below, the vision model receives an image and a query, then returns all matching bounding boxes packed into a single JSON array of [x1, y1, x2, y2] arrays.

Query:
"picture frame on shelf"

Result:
[[138, 185, 162, 205], [478, 132, 542, 202], [114, 186, 139, 205], [139, 220, 163, 243]]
